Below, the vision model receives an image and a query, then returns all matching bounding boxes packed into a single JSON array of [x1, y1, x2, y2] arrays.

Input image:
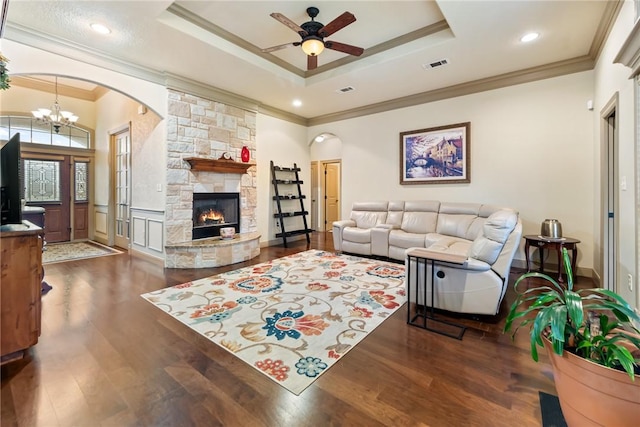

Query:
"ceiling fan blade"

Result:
[[318, 12, 356, 37], [324, 41, 364, 56], [307, 54, 318, 70], [261, 42, 299, 53], [270, 12, 308, 37]]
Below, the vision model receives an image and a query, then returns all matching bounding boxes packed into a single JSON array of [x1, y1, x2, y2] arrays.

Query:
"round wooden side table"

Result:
[[523, 235, 580, 283]]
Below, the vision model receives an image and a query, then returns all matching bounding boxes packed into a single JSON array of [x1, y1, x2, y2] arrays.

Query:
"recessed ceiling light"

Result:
[[520, 32, 539, 43], [292, 99, 302, 107], [90, 23, 111, 35]]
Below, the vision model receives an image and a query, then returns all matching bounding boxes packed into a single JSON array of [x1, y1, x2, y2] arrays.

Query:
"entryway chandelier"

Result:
[[31, 76, 79, 133]]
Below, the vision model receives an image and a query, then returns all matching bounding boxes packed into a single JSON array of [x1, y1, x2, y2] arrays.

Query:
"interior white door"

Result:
[[605, 111, 617, 292], [310, 161, 318, 231], [113, 129, 131, 249], [324, 162, 340, 231]]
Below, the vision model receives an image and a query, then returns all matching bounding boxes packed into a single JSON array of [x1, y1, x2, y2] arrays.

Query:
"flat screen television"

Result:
[[1, 133, 23, 225]]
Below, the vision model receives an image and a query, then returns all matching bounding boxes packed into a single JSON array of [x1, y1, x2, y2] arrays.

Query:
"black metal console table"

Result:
[[406, 248, 467, 340]]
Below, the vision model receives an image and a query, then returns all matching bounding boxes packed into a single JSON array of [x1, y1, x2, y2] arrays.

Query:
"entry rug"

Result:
[[142, 250, 406, 395], [43, 241, 123, 264]]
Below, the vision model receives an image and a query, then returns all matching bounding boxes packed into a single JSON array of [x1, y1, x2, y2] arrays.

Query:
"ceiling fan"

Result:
[[262, 6, 364, 70]]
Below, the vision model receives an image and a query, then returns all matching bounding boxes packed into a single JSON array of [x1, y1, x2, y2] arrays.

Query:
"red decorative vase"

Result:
[[241, 146, 250, 163]]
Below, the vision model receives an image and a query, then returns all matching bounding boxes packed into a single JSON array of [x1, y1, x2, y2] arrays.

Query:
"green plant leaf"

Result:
[[530, 329, 540, 361], [514, 272, 564, 295], [561, 247, 573, 290], [582, 289, 640, 325], [549, 305, 568, 343], [608, 346, 638, 381], [564, 290, 583, 328]]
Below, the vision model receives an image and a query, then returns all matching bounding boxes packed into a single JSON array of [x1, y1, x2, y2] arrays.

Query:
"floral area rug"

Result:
[[43, 241, 123, 264], [142, 250, 406, 395]]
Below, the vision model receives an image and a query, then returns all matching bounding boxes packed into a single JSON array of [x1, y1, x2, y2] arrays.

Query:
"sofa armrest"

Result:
[[404, 248, 491, 271], [371, 226, 392, 257], [332, 220, 356, 252], [333, 219, 355, 231]]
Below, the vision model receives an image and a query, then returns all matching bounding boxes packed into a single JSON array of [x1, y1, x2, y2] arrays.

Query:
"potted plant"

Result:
[[504, 247, 640, 426]]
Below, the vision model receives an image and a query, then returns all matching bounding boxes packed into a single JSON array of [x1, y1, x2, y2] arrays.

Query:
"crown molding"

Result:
[[589, 0, 624, 62], [167, 3, 450, 80], [4, 23, 166, 86], [305, 20, 450, 77], [9, 75, 96, 101], [0, 0, 8, 39], [165, 3, 304, 78], [163, 72, 307, 125], [308, 55, 595, 127], [614, 15, 640, 80], [4, 7, 613, 129], [164, 72, 261, 113], [258, 104, 307, 126]]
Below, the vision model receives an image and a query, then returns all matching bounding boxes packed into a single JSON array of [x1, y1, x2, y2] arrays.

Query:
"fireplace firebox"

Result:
[[192, 193, 240, 240]]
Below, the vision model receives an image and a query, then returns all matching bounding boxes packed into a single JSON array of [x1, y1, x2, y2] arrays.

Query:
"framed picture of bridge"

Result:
[[400, 122, 470, 185]]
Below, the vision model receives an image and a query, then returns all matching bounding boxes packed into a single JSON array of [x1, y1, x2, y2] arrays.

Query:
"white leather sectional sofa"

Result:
[[332, 201, 522, 315]]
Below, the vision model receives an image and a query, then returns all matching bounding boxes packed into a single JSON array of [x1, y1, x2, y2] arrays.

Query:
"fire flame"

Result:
[[199, 209, 225, 224]]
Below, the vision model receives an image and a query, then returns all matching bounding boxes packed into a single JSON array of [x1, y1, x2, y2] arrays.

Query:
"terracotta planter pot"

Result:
[[544, 338, 640, 426]]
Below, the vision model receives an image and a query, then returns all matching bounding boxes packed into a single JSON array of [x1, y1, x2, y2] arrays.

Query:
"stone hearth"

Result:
[[165, 232, 260, 268]]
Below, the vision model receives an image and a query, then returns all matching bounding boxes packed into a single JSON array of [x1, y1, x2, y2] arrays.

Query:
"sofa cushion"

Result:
[[438, 202, 481, 216], [343, 227, 373, 244], [351, 211, 387, 229], [389, 230, 426, 248], [466, 217, 486, 240], [469, 209, 518, 264], [387, 201, 405, 227], [425, 233, 472, 256], [466, 205, 514, 240], [436, 213, 476, 239], [484, 209, 518, 241], [402, 212, 437, 234], [435, 203, 481, 239], [352, 201, 389, 211], [401, 201, 440, 233]]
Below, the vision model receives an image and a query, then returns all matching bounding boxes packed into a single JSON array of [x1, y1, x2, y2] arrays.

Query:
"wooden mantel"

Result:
[[184, 157, 255, 174]]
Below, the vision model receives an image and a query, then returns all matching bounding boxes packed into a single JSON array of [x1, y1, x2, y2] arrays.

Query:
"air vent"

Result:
[[422, 58, 449, 70], [336, 86, 355, 93]]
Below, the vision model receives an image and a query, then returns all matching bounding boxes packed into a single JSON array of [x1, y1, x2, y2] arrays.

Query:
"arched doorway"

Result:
[[310, 132, 342, 232]]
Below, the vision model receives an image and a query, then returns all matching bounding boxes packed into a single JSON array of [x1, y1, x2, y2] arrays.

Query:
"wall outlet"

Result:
[[275, 220, 281, 230], [628, 273, 633, 292], [156, 183, 162, 192]]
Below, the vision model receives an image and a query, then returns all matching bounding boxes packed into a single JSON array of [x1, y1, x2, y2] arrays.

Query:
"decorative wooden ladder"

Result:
[[270, 161, 312, 247]]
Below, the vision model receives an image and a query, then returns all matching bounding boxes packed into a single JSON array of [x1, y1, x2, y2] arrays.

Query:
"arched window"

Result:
[[0, 115, 90, 149]]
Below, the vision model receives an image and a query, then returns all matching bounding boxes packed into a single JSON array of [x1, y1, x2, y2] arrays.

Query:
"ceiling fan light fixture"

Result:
[[301, 37, 325, 56]]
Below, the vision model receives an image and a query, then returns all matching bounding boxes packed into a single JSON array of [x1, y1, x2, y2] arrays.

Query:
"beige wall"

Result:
[[94, 90, 165, 210], [309, 70, 596, 272], [256, 114, 309, 244], [0, 85, 97, 130], [593, 0, 638, 307], [2, 40, 167, 118]]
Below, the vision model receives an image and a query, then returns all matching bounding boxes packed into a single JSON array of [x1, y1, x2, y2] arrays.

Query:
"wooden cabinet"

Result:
[[0, 221, 44, 364]]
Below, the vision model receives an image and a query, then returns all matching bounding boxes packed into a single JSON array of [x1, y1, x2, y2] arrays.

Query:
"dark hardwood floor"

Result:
[[1, 232, 595, 426]]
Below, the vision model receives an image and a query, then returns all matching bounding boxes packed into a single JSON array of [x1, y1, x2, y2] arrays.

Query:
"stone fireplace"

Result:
[[164, 90, 260, 268], [192, 192, 240, 240]]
